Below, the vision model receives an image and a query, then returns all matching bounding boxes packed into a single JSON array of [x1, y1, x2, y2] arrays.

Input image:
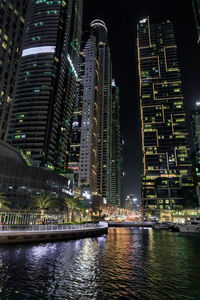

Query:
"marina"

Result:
[[0, 227, 199, 299]]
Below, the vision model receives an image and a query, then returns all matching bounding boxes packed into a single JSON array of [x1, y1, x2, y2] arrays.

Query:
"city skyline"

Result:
[[0, 2, 200, 299], [0, 0, 199, 206], [84, 0, 200, 201]]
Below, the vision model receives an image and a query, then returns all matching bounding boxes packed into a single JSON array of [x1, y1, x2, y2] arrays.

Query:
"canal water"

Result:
[[0, 227, 200, 299]]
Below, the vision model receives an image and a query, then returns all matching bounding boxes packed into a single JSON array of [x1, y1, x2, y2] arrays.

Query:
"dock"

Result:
[[108, 221, 154, 227]]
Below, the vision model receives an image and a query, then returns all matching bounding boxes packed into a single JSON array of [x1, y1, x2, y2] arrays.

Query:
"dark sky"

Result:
[[83, 0, 200, 201]]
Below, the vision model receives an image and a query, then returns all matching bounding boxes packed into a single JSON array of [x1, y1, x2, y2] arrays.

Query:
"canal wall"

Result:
[[108, 222, 154, 227], [0, 223, 108, 244]]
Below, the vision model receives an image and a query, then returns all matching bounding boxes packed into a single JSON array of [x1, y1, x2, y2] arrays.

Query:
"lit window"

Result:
[[22, 46, 56, 57]]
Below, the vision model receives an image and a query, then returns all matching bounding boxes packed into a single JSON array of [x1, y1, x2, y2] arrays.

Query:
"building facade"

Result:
[[191, 102, 200, 205], [110, 79, 123, 207], [137, 17, 194, 210], [90, 20, 112, 202], [0, 0, 29, 141], [69, 27, 100, 192], [8, 0, 83, 171], [193, 0, 200, 43], [0, 141, 73, 209]]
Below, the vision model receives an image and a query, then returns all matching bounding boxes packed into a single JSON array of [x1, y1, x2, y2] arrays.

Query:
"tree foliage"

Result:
[[0, 193, 10, 211], [64, 196, 79, 210], [32, 193, 59, 211]]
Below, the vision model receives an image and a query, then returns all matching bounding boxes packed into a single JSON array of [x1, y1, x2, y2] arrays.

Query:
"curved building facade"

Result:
[[8, 0, 83, 171]]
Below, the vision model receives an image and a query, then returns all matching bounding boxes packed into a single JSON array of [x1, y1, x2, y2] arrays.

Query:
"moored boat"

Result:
[[153, 222, 170, 230], [177, 217, 200, 233]]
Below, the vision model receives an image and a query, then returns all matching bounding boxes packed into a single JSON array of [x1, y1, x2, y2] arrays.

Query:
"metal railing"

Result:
[[0, 222, 108, 232]]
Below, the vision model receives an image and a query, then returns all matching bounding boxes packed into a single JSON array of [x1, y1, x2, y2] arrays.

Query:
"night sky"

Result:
[[83, 0, 200, 201]]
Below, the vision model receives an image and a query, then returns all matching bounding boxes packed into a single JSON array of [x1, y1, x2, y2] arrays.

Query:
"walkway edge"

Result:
[[0, 225, 108, 244]]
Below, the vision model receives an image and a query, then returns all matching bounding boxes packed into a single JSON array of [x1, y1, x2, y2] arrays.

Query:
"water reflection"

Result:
[[0, 228, 199, 299]]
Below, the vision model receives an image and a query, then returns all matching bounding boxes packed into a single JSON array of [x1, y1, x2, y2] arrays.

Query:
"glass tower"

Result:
[[110, 79, 123, 207], [8, 0, 83, 171], [191, 102, 200, 205], [137, 17, 194, 210], [0, 0, 28, 141], [69, 27, 100, 192], [90, 20, 112, 202]]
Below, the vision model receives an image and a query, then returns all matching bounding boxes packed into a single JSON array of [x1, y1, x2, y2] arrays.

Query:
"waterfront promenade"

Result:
[[0, 222, 108, 243]]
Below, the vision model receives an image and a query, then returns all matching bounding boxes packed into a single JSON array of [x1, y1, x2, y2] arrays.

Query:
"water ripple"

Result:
[[0, 228, 199, 299]]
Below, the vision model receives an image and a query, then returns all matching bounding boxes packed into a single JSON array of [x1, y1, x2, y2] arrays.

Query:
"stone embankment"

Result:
[[0, 222, 108, 244]]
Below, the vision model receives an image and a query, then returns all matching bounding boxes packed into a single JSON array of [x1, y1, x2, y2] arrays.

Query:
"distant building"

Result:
[[192, 0, 200, 43], [125, 194, 139, 211], [0, 0, 29, 141], [8, 0, 83, 171], [69, 27, 100, 193], [110, 79, 123, 207], [137, 17, 195, 210], [90, 20, 112, 203], [124, 195, 131, 211]]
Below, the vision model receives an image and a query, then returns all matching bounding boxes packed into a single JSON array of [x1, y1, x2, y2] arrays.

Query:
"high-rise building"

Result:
[[137, 17, 194, 210], [110, 79, 123, 207], [193, 0, 200, 43], [125, 194, 138, 211], [0, 0, 29, 141], [8, 0, 83, 171], [69, 27, 100, 192], [90, 20, 112, 202], [68, 53, 84, 185], [191, 101, 200, 205]]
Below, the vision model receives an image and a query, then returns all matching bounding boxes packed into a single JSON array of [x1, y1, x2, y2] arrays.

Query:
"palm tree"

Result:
[[0, 193, 10, 211], [32, 193, 59, 220], [64, 196, 79, 222], [76, 199, 88, 223]]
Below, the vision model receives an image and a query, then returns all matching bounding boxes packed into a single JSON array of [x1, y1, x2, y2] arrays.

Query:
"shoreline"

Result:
[[0, 223, 108, 244]]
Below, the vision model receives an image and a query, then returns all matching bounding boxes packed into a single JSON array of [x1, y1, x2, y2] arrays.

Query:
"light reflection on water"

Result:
[[0, 228, 199, 299]]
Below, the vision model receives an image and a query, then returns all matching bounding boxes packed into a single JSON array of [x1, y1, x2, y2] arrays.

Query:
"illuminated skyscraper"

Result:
[[8, 0, 82, 171], [191, 101, 200, 204], [69, 27, 100, 192], [137, 17, 194, 210], [110, 79, 123, 207], [90, 20, 112, 202], [0, 0, 28, 141], [193, 0, 200, 43]]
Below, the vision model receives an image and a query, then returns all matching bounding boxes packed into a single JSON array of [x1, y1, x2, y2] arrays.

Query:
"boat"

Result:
[[153, 222, 170, 230], [178, 217, 200, 233]]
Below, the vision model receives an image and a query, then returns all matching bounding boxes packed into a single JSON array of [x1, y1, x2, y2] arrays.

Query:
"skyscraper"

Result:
[[90, 20, 112, 202], [137, 17, 193, 210], [110, 79, 123, 207], [69, 27, 100, 192], [8, 0, 83, 171], [191, 101, 200, 204], [193, 0, 200, 43], [0, 0, 28, 141]]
